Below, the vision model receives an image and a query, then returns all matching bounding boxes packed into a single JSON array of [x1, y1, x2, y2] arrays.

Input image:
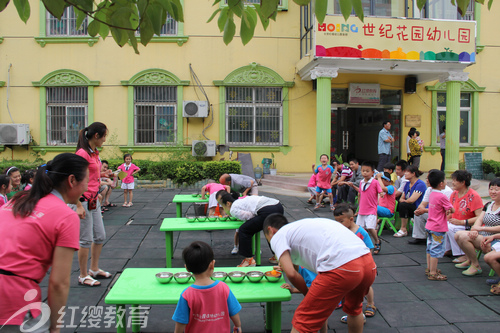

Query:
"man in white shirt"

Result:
[[394, 160, 408, 199], [263, 215, 376, 333], [408, 170, 454, 244]]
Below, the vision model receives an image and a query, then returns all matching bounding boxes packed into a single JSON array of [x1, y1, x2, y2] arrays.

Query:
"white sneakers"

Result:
[[231, 246, 239, 255]]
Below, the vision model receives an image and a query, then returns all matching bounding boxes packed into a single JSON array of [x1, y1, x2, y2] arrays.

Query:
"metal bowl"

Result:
[[227, 271, 246, 283], [208, 217, 217, 222], [174, 272, 192, 284], [191, 193, 199, 197], [246, 271, 264, 283], [229, 216, 238, 221], [218, 217, 227, 221], [211, 271, 228, 281], [186, 216, 196, 222], [196, 216, 207, 222], [264, 271, 282, 283], [155, 272, 173, 284]]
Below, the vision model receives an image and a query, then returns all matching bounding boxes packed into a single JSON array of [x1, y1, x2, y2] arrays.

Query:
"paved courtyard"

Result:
[[49, 188, 500, 333]]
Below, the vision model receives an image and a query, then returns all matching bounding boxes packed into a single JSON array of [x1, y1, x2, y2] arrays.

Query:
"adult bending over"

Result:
[[74, 122, 112, 286], [219, 192, 283, 267], [455, 178, 500, 276], [446, 170, 483, 263], [395, 165, 426, 237], [0, 153, 89, 333], [220, 173, 258, 196], [264, 214, 376, 333]]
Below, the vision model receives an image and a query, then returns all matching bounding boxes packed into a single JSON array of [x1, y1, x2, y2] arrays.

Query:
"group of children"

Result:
[[0, 167, 35, 207]]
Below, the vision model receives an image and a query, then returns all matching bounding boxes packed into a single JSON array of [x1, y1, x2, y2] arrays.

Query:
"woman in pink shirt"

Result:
[[74, 122, 112, 286], [0, 153, 89, 333]]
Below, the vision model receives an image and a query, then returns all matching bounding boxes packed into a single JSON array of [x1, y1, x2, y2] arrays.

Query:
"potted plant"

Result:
[[270, 153, 277, 176]]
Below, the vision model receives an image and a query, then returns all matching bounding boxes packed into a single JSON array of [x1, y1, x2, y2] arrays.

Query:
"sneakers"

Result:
[[231, 246, 239, 255], [340, 314, 366, 324], [237, 257, 256, 267], [269, 255, 278, 264]]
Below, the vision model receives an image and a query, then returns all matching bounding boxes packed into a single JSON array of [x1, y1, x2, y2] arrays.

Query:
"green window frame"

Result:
[[35, 5, 98, 47], [32, 69, 100, 155], [120, 69, 189, 154], [425, 79, 485, 154], [221, 0, 288, 11], [214, 62, 294, 153]]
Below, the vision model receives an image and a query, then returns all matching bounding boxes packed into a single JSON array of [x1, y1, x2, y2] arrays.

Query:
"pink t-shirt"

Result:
[[0, 193, 80, 325], [315, 165, 334, 189], [358, 178, 383, 216], [118, 163, 140, 184], [426, 191, 454, 232], [307, 174, 317, 187], [76, 148, 102, 198], [24, 184, 32, 191], [0, 194, 7, 208], [205, 183, 225, 195], [378, 185, 396, 214], [449, 188, 483, 220]]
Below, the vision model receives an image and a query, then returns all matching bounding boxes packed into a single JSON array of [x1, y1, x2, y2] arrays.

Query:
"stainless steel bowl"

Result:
[[227, 271, 246, 283], [155, 272, 173, 284], [186, 216, 196, 222], [208, 217, 217, 222], [191, 193, 199, 197], [229, 216, 238, 221], [211, 271, 228, 281], [174, 272, 192, 284], [196, 216, 207, 222], [264, 271, 282, 282], [246, 271, 264, 283], [218, 217, 228, 221]]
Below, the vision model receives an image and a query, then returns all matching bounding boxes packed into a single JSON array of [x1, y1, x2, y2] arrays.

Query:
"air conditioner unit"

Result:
[[183, 101, 208, 118], [0, 124, 30, 145], [192, 140, 216, 157]]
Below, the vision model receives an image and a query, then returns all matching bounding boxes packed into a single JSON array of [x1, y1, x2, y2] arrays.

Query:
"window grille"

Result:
[[134, 86, 177, 144], [226, 87, 282, 146], [46, 87, 88, 145], [436, 92, 471, 144], [47, 7, 88, 36], [136, 13, 177, 36]]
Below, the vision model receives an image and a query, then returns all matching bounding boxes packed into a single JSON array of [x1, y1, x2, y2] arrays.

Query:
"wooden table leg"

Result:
[[176, 203, 182, 218], [115, 305, 126, 333], [165, 231, 173, 268]]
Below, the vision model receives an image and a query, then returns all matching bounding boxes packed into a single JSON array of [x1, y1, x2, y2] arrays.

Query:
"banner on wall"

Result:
[[315, 16, 476, 63], [349, 83, 380, 104]]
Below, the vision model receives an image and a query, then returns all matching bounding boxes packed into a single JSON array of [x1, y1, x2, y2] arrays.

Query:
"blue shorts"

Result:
[[426, 229, 446, 258], [316, 186, 332, 194], [377, 206, 393, 217]]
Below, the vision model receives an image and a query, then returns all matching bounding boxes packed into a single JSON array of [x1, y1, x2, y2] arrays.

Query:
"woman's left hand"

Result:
[[468, 230, 479, 240]]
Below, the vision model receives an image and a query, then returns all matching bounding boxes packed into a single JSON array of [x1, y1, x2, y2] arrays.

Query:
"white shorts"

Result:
[[356, 214, 377, 230], [492, 241, 500, 252], [308, 186, 317, 196], [121, 182, 135, 190], [208, 192, 218, 208]]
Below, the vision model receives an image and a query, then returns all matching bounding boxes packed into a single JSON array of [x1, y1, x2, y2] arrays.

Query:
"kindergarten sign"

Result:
[[315, 16, 476, 63]]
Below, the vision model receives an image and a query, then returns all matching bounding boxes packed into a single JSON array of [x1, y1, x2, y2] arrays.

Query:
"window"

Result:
[[32, 70, 99, 154], [134, 86, 177, 144], [417, 0, 474, 20], [226, 87, 282, 146], [46, 87, 87, 145], [436, 92, 470, 144], [332, 0, 405, 17], [47, 7, 88, 36], [136, 13, 177, 36]]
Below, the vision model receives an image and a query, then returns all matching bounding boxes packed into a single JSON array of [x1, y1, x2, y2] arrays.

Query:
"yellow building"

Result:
[[0, 0, 498, 174]]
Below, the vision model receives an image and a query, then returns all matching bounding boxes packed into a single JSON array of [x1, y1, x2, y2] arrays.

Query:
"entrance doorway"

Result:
[[331, 107, 401, 165]]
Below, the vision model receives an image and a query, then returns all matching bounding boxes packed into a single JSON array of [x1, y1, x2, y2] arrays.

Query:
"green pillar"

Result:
[[444, 80, 462, 176], [311, 66, 338, 163]]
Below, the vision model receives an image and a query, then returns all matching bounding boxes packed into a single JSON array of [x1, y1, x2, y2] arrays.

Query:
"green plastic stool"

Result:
[[378, 202, 398, 236]]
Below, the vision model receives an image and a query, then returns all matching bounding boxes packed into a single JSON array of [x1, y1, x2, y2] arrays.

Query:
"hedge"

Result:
[[483, 160, 500, 177], [0, 159, 242, 186]]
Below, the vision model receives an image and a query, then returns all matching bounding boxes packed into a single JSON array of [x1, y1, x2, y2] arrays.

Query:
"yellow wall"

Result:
[[0, 2, 499, 173]]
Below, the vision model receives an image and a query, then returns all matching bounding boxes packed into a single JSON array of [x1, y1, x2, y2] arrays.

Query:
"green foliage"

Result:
[[202, 161, 241, 181], [0, 160, 43, 174], [1, 0, 490, 51], [483, 160, 500, 176]]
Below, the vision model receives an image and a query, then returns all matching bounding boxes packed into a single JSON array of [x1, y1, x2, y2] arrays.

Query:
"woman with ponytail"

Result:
[[0, 153, 89, 333], [73, 122, 112, 287]]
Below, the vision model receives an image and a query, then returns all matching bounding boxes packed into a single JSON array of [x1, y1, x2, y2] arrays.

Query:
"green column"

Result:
[[444, 80, 461, 176], [316, 77, 332, 162]]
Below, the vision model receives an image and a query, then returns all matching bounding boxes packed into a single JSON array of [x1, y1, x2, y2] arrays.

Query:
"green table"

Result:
[[104, 267, 291, 333], [160, 218, 261, 267], [172, 194, 208, 217]]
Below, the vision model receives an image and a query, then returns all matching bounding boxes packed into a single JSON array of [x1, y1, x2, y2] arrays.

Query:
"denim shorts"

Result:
[[426, 229, 446, 258]]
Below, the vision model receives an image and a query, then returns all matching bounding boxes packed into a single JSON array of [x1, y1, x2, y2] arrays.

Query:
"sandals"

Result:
[[455, 261, 471, 269], [425, 268, 442, 276], [486, 277, 500, 285], [89, 268, 112, 279], [452, 257, 467, 264], [373, 243, 381, 255], [78, 275, 101, 287], [462, 266, 482, 276], [340, 314, 366, 324], [393, 230, 408, 238], [306, 200, 314, 205], [490, 283, 500, 295], [364, 305, 377, 317], [428, 273, 448, 281], [313, 204, 321, 210], [105, 203, 117, 207], [122, 203, 129, 207]]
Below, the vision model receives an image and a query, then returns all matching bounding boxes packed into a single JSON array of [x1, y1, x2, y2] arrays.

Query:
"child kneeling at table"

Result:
[[201, 180, 231, 216], [173, 241, 242, 332]]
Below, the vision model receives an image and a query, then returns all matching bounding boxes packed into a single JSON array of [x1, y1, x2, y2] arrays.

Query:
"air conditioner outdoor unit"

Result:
[[0, 124, 30, 145], [183, 101, 208, 118], [192, 140, 217, 157]]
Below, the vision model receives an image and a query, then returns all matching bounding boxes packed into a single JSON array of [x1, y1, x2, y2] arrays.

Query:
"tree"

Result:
[[0, 0, 493, 53]]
